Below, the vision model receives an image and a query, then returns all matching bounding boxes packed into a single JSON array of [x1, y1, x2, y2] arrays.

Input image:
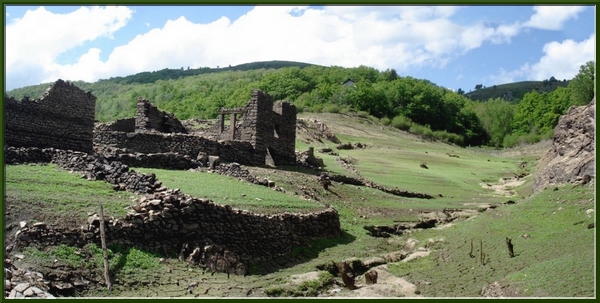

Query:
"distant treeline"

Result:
[[6, 60, 594, 148]]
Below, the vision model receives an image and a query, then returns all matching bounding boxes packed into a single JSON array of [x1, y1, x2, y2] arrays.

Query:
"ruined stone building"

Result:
[[4, 79, 96, 153], [94, 89, 297, 166], [213, 90, 297, 165]]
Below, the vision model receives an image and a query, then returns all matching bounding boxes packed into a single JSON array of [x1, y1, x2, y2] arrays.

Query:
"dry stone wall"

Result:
[[94, 118, 135, 132], [135, 98, 187, 133], [93, 131, 256, 165], [4, 80, 96, 153], [7, 147, 341, 275]]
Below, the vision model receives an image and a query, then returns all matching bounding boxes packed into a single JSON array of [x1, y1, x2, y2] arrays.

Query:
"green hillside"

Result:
[[465, 79, 570, 102], [5, 60, 593, 149]]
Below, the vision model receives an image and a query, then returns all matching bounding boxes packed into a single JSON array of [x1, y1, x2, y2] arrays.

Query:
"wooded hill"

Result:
[[464, 78, 570, 102], [6, 60, 594, 148]]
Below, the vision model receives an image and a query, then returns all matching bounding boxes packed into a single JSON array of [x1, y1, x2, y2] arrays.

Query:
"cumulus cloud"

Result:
[[489, 33, 595, 84], [5, 6, 133, 89], [6, 5, 588, 90], [528, 33, 595, 80], [524, 5, 588, 30]]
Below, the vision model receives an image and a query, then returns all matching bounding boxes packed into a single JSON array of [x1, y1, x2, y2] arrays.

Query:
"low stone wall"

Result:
[[7, 147, 342, 275], [94, 130, 258, 165]]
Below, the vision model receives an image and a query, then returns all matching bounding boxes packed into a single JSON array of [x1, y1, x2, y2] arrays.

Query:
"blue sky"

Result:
[[4, 5, 595, 92]]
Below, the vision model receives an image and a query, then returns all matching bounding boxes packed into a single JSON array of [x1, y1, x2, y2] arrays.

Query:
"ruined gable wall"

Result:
[[135, 98, 187, 133], [4, 79, 96, 153]]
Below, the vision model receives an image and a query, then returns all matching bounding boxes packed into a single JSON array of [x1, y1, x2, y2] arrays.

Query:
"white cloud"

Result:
[[5, 6, 133, 89], [489, 33, 595, 84], [524, 5, 587, 30], [9, 5, 583, 90], [528, 33, 596, 80]]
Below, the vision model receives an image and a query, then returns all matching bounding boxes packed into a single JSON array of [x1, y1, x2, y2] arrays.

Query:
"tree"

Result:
[[475, 84, 483, 90], [473, 98, 515, 147], [568, 60, 595, 105], [457, 88, 465, 95]]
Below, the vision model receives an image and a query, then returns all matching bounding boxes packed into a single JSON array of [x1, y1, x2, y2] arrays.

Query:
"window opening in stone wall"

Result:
[[265, 147, 276, 167], [274, 124, 280, 138]]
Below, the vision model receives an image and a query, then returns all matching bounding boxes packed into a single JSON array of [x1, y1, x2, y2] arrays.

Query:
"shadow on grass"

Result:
[[107, 244, 165, 279], [248, 230, 356, 275], [263, 164, 325, 177]]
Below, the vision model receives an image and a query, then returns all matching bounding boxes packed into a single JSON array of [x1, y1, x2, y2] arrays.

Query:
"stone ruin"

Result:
[[4, 79, 96, 153], [4, 81, 335, 278], [94, 89, 297, 167]]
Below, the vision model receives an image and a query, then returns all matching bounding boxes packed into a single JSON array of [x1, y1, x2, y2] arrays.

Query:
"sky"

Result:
[[4, 5, 596, 92]]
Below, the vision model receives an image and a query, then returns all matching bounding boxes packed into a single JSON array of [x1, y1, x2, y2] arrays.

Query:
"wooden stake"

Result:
[[480, 240, 483, 266], [99, 204, 112, 291]]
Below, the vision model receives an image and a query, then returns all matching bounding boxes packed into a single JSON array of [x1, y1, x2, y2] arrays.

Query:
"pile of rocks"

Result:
[[4, 258, 55, 298], [296, 147, 325, 168]]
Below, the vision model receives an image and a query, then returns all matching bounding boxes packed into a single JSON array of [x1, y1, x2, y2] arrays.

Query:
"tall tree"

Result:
[[568, 60, 595, 105]]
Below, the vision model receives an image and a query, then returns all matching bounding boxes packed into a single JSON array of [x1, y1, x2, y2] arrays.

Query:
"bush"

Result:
[[339, 107, 352, 114], [322, 104, 341, 114], [380, 117, 391, 126], [356, 110, 370, 118], [433, 130, 464, 145], [410, 123, 434, 140], [391, 115, 412, 131]]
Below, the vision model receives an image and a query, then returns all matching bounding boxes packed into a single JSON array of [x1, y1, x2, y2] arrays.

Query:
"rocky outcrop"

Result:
[[533, 98, 595, 192]]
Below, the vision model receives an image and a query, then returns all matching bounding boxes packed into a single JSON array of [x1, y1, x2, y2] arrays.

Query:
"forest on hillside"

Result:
[[6, 61, 594, 148]]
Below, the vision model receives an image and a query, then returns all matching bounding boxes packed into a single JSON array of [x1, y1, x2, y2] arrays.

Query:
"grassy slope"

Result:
[[4, 112, 594, 298], [388, 184, 594, 297]]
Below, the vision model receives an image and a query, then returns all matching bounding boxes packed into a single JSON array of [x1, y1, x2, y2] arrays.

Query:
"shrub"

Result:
[[433, 130, 464, 145], [391, 115, 412, 131], [380, 117, 391, 126], [410, 123, 434, 140], [322, 104, 341, 114], [356, 110, 370, 118]]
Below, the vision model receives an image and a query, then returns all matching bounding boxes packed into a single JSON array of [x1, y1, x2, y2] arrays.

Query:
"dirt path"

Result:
[[479, 177, 526, 197]]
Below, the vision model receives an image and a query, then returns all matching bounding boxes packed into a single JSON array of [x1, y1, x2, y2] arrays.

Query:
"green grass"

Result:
[[387, 184, 595, 297], [5, 163, 136, 222], [133, 167, 326, 214]]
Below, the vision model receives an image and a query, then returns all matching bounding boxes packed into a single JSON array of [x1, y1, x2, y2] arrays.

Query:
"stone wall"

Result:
[[4, 80, 96, 153], [216, 90, 297, 166], [94, 118, 135, 132], [135, 98, 187, 133], [8, 147, 342, 275], [93, 131, 256, 165]]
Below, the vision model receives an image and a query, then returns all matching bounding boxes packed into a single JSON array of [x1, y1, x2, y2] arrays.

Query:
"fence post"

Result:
[[99, 204, 112, 291]]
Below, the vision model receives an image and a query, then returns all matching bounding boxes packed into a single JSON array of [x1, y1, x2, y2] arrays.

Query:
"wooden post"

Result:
[[99, 204, 112, 291], [480, 240, 483, 266]]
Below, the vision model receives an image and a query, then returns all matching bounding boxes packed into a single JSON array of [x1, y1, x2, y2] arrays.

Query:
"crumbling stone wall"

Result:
[[94, 90, 297, 167], [5, 79, 96, 153], [216, 90, 297, 165], [8, 147, 341, 275], [93, 131, 256, 165], [94, 118, 135, 132], [135, 98, 187, 133]]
